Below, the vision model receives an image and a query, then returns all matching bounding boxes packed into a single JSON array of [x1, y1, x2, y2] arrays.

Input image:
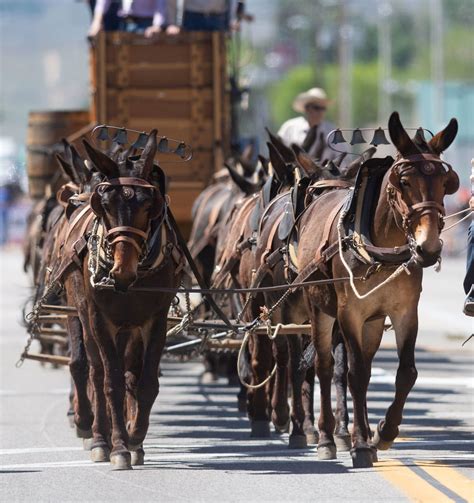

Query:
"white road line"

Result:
[[0, 446, 83, 455]]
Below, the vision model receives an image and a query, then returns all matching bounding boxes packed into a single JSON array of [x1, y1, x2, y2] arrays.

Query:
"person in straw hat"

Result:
[[277, 87, 336, 157]]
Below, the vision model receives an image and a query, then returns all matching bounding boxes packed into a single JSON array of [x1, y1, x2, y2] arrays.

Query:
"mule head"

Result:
[[84, 131, 163, 292], [388, 112, 459, 267]]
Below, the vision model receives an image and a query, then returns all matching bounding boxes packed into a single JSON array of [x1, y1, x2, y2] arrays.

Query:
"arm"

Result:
[[88, 0, 111, 36]]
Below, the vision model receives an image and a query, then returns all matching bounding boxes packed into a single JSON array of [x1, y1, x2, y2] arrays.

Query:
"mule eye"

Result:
[[400, 178, 410, 187]]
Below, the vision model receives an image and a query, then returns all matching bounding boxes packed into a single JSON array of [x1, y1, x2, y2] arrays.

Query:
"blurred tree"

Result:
[[444, 0, 474, 26]]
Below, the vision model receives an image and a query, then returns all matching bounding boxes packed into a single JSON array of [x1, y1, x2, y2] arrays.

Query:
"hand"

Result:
[[166, 24, 180, 35], [144, 25, 162, 38], [230, 20, 241, 32], [469, 196, 474, 210]]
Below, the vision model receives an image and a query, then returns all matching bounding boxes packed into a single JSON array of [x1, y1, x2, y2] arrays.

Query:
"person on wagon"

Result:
[[277, 87, 336, 157], [166, 1, 252, 32], [89, 0, 170, 37]]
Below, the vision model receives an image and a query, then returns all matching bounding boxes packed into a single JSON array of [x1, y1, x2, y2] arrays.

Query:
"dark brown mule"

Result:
[[296, 112, 459, 468], [58, 131, 183, 469]]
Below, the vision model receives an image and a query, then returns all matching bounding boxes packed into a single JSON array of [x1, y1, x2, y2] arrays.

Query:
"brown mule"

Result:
[[296, 112, 459, 468], [57, 131, 183, 469]]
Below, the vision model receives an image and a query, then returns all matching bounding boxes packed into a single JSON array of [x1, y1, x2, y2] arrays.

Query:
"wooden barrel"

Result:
[[26, 110, 90, 199]]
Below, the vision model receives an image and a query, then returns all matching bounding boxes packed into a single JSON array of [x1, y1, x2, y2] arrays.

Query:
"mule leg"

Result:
[[271, 335, 290, 434], [287, 335, 309, 448], [89, 309, 130, 469], [339, 314, 383, 468], [332, 324, 350, 451], [302, 360, 317, 444], [308, 304, 337, 460], [127, 314, 168, 456], [373, 311, 418, 450], [67, 314, 93, 437], [248, 332, 273, 438]]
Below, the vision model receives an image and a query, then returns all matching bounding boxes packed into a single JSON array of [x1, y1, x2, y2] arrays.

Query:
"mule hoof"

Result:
[[372, 421, 394, 451], [288, 434, 308, 449], [273, 418, 290, 434], [76, 426, 92, 439], [91, 446, 110, 463], [201, 371, 218, 384], [110, 452, 132, 470], [83, 438, 93, 451], [305, 431, 319, 445], [237, 396, 247, 414], [371, 446, 378, 463], [250, 420, 271, 438], [334, 434, 352, 452], [350, 447, 373, 469], [317, 443, 337, 460], [130, 448, 145, 466], [67, 414, 75, 429]]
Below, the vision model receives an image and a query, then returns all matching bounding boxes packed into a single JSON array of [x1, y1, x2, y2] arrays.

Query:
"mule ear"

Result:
[[265, 127, 295, 163], [267, 142, 288, 182], [444, 168, 460, 195], [292, 144, 321, 179], [135, 129, 157, 179], [69, 145, 89, 185], [388, 111, 419, 156], [239, 143, 255, 176], [429, 118, 458, 155], [334, 151, 348, 167], [82, 139, 120, 179], [55, 154, 79, 185], [90, 191, 103, 216], [225, 163, 259, 195]]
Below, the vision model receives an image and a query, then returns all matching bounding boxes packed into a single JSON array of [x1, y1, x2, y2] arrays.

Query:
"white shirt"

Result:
[[277, 116, 335, 148]]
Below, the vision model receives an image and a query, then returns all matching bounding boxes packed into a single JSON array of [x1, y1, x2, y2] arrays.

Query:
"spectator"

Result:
[[0, 185, 12, 246], [464, 196, 474, 316], [277, 87, 336, 158], [86, 0, 121, 31], [89, 0, 170, 37], [167, 1, 250, 32]]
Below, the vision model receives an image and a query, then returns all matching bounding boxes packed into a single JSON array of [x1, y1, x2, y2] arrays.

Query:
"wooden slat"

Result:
[[23, 353, 70, 366]]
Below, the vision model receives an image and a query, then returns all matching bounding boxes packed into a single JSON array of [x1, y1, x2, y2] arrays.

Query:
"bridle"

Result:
[[91, 176, 161, 259], [387, 153, 451, 236]]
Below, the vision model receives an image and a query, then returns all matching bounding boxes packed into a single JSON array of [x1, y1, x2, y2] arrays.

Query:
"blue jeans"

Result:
[[119, 18, 153, 34], [465, 221, 474, 294], [182, 10, 229, 31]]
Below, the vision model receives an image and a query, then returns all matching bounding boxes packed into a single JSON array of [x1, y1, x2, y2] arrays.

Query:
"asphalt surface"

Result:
[[0, 247, 473, 502]]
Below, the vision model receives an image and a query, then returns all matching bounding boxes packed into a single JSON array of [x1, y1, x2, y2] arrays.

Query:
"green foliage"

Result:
[[267, 61, 380, 128], [268, 65, 316, 127]]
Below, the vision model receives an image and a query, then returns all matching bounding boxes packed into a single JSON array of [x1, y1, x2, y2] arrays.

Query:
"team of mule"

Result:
[[24, 112, 459, 470]]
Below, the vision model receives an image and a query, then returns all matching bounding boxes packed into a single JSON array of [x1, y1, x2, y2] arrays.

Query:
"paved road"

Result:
[[1, 247, 473, 502]]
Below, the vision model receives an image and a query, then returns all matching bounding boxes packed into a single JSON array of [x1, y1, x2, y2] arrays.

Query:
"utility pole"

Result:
[[338, 0, 352, 127], [431, 0, 444, 129]]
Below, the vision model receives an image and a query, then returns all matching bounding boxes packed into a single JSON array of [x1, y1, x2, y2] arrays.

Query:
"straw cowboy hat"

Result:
[[292, 87, 332, 114]]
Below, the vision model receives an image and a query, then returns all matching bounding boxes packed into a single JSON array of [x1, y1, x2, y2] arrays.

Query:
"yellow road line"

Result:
[[375, 459, 454, 502], [415, 461, 474, 503]]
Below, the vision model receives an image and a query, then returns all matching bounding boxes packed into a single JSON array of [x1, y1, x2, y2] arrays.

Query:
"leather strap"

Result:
[[308, 180, 353, 191], [106, 226, 149, 240], [316, 196, 348, 262], [109, 235, 142, 255], [97, 177, 156, 190]]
